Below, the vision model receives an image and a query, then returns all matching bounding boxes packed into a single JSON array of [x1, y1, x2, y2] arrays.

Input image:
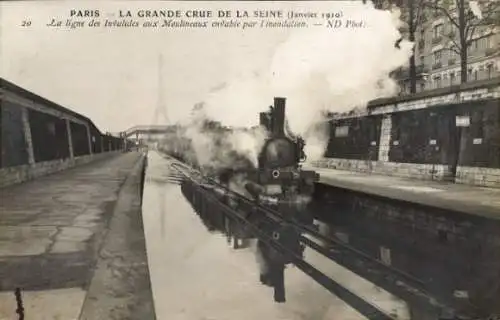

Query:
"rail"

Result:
[[170, 162, 424, 285], [162, 153, 467, 319], [178, 166, 395, 320]]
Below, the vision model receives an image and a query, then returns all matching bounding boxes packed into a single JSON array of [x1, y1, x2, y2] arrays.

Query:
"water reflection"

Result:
[[312, 185, 500, 319], [175, 169, 411, 318], [141, 152, 370, 320]]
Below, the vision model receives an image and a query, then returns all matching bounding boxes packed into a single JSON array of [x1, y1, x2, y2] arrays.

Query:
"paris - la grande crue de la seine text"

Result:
[[44, 8, 368, 30]]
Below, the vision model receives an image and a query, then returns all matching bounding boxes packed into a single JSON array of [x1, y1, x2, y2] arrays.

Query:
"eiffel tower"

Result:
[[148, 54, 169, 144]]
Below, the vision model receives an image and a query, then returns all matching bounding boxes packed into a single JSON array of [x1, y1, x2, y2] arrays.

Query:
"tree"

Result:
[[404, 0, 428, 93], [424, 0, 500, 83], [375, 0, 428, 94]]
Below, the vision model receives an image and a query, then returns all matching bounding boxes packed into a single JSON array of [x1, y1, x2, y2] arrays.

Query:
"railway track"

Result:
[[160, 153, 464, 320]]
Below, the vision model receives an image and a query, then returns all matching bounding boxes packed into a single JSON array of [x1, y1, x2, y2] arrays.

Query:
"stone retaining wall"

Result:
[[311, 158, 500, 188], [0, 151, 122, 188]]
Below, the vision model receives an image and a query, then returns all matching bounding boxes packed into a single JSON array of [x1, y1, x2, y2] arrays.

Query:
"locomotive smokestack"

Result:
[[272, 97, 286, 137], [260, 112, 269, 129]]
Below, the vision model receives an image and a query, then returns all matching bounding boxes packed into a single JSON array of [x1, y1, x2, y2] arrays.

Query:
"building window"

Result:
[[433, 24, 443, 39], [468, 38, 483, 55], [335, 126, 349, 137], [485, 35, 492, 49], [420, 82, 426, 92], [450, 72, 456, 85], [474, 69, 478, 80], [478, 37, 485, 50], [477, 36, 491, 50], [435, 75, 442, 88], [487, 63, 494, 79], [433, 50, 442, 64], [447, 51, 457, 65]]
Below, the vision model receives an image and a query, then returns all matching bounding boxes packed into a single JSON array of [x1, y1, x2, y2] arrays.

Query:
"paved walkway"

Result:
[[305, 166, 500, 220], [0, 152, 144, 319]]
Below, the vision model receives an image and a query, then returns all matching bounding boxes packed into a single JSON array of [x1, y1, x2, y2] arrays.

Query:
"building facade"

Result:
[[391, 0, 500, 94]]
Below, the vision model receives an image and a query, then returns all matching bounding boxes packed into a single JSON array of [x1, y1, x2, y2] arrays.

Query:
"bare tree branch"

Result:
[[423, 0, 461, 29], [466, 23, 479, 43], [466, 1, 500, 41], [412, 0, 427, 32], [481, 1, 500, 17], [443, 45, 461, 55], [470, 1, 500, 27], [440, 28, 462, 52], [464, 12, 484, 41]]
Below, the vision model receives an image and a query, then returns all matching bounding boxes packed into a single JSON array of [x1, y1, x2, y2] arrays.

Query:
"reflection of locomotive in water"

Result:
[[170, 97, 319, 302]]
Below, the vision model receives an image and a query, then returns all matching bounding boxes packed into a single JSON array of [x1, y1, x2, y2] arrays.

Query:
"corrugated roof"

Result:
[[0, 77, 103, 135]]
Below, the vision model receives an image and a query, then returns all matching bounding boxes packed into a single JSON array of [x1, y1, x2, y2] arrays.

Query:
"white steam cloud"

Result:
[[167, 105, 268, 173], [164, 1, 414, 168]]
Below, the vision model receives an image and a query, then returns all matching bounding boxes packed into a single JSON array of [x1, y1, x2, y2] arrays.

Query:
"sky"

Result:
[[0, 1, 412, 134]]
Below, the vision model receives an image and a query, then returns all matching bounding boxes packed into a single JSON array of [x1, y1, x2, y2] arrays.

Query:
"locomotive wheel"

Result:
[[225, 217, 235, 245], [260, 273, 273, 287], [240, 238, 250, 248]]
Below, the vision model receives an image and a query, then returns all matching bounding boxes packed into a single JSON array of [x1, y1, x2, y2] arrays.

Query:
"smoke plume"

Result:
[[169, 104, 268, 173], [166, 1, 414, 167]]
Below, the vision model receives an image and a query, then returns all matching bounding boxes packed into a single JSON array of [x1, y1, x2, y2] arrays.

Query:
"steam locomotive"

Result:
[[242, 97, 318, 212], [167, 97, 319, 218], [163, 97, 319, 206]]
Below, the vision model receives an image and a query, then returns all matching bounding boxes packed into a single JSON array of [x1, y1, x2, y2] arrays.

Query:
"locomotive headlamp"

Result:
[[272, 170, 280, 178]]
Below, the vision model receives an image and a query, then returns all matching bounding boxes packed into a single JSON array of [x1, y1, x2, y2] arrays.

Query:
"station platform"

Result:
[[306, 166, 500, 220], [0, 152, 153, 320]]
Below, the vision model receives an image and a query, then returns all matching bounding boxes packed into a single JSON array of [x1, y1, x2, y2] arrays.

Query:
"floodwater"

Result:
[[141, 151, 410, 320]]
